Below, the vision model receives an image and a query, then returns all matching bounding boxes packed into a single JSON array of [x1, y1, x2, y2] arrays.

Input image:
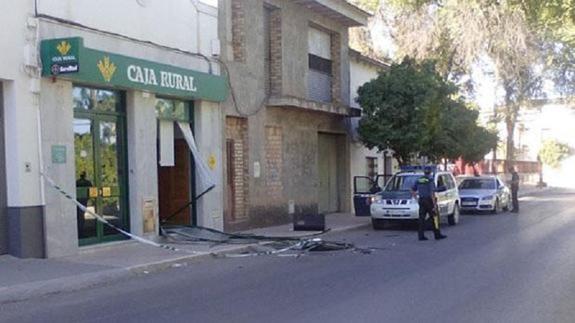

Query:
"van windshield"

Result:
[[385, 175, 421, 192]]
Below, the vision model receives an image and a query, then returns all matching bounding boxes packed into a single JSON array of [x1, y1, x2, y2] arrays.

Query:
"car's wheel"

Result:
[[504, 196, 512, 212], [503, 199, 509, 211], [448, 203, 460, 226], [372, 218, 386, 230], [491, 199, 500, 214]]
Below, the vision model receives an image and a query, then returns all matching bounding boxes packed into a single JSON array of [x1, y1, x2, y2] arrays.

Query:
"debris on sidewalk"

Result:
[[161, 225, 379, 258], [160, 225, 329, 244]]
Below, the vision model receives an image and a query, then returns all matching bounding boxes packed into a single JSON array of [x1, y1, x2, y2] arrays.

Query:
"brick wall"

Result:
[[265, 126, 283, 201], [269, 8, 282, 96], [225, 117, 249, 222], [330, 32, 342, 104], [231, 0, 246, 62]]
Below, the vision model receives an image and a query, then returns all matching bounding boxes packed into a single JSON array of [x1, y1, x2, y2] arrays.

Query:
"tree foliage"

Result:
[[357, 58, 495, 165], [381, 0, 575, 164], [539, 140, 572, 168]]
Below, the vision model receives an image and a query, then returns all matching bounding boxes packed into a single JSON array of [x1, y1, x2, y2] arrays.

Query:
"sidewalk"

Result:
[[0, 213, 369, 304]]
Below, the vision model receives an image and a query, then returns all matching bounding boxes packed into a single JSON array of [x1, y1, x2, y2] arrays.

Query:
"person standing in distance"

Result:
[[412, 166, 447, 241], [509, 166, 520, 213]]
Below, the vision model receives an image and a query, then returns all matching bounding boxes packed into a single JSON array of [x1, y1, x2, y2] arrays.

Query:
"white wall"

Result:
[[348, 58, 382, 213], [0, 0, 44, 208], [515, 102, 575, 188], [37, 0, 219, 56], [349, 58, 379, 108]]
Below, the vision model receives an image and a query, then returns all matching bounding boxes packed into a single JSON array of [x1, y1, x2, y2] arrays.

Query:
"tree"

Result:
[[357, 58, 494, 165], [539, 140, 572, 168], [383, 0, 570, 165]]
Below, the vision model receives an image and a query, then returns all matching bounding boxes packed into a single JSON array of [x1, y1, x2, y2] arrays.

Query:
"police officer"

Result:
[[412, 166, 447, 241], [509, 166, 520, 213]]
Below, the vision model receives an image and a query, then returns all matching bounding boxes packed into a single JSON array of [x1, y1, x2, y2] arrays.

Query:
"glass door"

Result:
[[73, 86, 128, 245]]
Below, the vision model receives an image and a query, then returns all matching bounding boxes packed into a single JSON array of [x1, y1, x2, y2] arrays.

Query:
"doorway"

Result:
[[318, 133, 343, 213], [224, 117, 248, 228], [156, 98, 195, 226], [0, 82, 7, 254], [73, 86, 129, 245]]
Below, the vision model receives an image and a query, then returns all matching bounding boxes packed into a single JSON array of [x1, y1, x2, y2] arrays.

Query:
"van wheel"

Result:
[[448, 204, 460, 226], [372, 218, 386, 230]]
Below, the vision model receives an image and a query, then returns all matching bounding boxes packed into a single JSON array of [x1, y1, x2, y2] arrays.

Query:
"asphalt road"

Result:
[[1, 188, 574, 323]]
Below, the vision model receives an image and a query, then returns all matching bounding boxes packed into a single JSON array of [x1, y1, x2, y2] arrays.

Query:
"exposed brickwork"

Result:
[[269, 9, 283, 95], [265, 126, 283, 200], [330, 32, 342, 104], [225, 117, 249, 222], [231, 0, 246, 62]]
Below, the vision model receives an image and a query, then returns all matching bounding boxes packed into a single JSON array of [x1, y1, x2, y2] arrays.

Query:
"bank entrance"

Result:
[[156, 98, 196, 226], [73, 86, 129, 245]]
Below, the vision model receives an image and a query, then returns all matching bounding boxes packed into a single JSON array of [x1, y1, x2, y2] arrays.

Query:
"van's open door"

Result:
[[353, 175, 387, 217]]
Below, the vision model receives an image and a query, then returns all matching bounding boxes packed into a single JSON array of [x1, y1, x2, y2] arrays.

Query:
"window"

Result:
[[444, 175, 456, 189], [264, 6, 272, 94], [366, 157, 378, 179], [437, 175, 445, 188], [308, 27, 332, 102]]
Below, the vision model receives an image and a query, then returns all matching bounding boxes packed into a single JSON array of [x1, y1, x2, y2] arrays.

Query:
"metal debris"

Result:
[[160, 225, 380, 258]]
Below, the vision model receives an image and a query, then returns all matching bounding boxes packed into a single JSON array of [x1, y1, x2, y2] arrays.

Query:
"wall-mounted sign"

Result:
[[41, 37, 228, 102], [208, 154, 217, 170], [51, 145, 67, 164], [44, 39, 81, 75]]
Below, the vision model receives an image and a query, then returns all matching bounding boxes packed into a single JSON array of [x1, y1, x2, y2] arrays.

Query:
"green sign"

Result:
[[41, 37, 228, 102], [51, 145, 67, 164]]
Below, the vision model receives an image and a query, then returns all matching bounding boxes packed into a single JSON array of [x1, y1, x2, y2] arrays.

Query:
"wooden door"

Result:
[[158, 139, 191, 225], [318, 134, 339, 213]]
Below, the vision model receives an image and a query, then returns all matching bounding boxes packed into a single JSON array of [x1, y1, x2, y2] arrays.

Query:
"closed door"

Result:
[[318, 134, 339, 213], [73, 87, 128, 246]]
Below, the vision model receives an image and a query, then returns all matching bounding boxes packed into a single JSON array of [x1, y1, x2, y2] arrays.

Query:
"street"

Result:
[[1, 188, 574, 323]]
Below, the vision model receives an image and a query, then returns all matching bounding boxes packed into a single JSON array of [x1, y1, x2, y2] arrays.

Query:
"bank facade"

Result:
[[219, 1, 370, 230], [1, 0, 226, 258]]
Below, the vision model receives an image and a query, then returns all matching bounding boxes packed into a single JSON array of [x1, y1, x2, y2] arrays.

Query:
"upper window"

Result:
[[308, 27, 332, 103]]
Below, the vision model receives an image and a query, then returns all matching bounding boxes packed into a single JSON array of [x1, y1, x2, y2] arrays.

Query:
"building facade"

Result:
[[1, 0, 226, 258], [219, 0, 369, 230], [348, 49, 398, 207]]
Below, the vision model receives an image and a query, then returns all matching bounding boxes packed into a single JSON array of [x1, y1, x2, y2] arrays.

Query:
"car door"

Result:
[[496, 178, 510, 205], [435, 174, 448, 215], [353, 176, 375, 217]]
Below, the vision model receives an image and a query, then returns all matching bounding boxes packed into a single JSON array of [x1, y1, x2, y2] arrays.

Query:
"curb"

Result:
[[0, 221, 369, 304]]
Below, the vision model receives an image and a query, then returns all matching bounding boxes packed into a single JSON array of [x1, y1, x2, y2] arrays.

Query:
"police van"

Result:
[[369, 166, 461, 230]]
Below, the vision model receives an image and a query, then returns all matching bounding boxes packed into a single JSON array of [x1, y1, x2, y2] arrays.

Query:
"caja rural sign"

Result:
[[41, 37, 228, 102]]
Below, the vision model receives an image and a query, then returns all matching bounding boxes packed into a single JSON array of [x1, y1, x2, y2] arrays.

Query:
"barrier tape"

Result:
[[42, 173, 180, 252]]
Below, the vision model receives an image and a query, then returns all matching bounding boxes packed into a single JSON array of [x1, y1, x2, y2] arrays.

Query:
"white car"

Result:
[[370, 169, 461, 229], [458, 176, 512, 213]]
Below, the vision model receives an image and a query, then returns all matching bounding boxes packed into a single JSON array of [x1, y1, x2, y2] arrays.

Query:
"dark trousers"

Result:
[[511, 187, 519, 212], [418, 197, 441, 238]]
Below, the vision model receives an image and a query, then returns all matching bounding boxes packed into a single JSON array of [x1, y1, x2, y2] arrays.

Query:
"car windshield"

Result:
[[459, 178, 496, 190], [385, 175, 420, 192]]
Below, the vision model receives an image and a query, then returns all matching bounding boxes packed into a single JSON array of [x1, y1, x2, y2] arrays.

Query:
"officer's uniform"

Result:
[[510, 170, 520, 212], [412, 173, 446, 240]]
